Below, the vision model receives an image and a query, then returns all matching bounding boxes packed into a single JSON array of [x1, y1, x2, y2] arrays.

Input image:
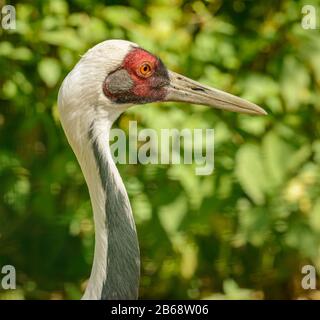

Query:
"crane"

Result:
[[58, 39, 266, 300]]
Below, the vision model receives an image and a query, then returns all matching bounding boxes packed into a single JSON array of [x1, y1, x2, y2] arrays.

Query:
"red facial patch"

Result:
[[122, 48, 163, 97], [123, 48, 158, 76], [103, 47, 169, 104]]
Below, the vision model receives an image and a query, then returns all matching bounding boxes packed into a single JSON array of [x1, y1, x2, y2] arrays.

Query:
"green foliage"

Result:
[[1, 0, 320, 299]]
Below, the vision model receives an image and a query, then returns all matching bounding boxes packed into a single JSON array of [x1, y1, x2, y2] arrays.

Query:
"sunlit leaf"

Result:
[[236, 144, 267, 204], [38, 58, 61, 88]]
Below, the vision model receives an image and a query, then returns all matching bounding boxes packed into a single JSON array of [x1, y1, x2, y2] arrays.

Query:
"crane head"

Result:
[[103, 43, 266, 115], [60, 40, 266, 118]]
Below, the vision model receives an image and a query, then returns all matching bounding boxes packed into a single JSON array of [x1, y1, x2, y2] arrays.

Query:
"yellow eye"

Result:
[[139, 62, 153, 77]]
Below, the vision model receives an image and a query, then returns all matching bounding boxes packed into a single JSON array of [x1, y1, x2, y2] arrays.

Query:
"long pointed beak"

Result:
[[164, 71, 267, 115]]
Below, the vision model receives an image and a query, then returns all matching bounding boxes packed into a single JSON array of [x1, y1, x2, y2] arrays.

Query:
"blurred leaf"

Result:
[[38, 58, 61, 88], [236, 144, 267, 204], [262, 131, 292, 186]]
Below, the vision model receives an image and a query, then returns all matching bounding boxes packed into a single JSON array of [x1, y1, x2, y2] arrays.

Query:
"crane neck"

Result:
[[61, 105, 140, 299]]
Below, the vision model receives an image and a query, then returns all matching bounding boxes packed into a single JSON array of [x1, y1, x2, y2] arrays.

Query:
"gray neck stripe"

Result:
[[89, 121, 140, 300]]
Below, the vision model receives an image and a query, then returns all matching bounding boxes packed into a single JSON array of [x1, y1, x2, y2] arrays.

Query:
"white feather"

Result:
[[58, 40, 138, 299]]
